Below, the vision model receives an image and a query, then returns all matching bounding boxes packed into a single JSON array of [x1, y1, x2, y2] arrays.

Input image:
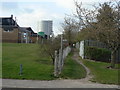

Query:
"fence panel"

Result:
[[54, 46, 71, 77], [75, 42, 79, 49], [79, 40, 120, 63]]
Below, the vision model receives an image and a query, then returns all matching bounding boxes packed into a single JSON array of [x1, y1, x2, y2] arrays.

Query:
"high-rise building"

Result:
[[40, 20, 53, 39]]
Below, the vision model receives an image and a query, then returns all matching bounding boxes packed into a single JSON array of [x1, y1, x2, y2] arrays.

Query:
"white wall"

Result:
[[79, 41, 84, 59]]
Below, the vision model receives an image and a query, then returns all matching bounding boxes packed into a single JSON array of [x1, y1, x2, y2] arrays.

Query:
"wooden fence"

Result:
[[54, 46, 71, 77]]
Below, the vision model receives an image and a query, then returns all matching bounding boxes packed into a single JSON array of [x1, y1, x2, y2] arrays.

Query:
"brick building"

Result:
[[0, 15, 19, 43], [0, 15, 40, 43]]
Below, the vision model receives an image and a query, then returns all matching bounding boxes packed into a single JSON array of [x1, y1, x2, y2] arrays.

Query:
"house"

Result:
[[0, 15, 20, 43], [18, 27, 31, 43], [19, 27, 41, 43], [27, 28, 42, 43], [0, 15, 39, 43]]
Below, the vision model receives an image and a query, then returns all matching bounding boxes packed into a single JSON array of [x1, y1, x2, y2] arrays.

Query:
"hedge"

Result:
[[84, 46, 111, 62]]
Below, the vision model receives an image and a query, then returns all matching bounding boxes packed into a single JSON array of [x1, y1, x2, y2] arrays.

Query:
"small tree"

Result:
[[42, 37, 61, 65]]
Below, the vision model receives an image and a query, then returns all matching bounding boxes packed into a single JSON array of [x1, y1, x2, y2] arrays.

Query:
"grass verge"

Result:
[[82, 59, 119, 85], [60, 53, 86, 79]]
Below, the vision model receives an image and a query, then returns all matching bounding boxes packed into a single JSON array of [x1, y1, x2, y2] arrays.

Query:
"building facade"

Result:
[[0, 15, 20, 43], [40, 20, 53, 39], [0, 15, 38, 43]]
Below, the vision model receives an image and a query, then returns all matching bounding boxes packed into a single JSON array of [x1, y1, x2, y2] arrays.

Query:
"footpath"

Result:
[[2, 49, 119, 88], [2, 79, 118, 88]]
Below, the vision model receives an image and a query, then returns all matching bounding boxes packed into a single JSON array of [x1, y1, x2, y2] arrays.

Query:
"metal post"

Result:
[[58, 49, 62, 74], [19, 64, 23, 76], [61, 34, 63, 67], [54, 50, 58, 77]]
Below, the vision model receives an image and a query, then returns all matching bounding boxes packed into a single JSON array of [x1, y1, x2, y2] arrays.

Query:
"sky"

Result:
[[0, 0, 112, 36]]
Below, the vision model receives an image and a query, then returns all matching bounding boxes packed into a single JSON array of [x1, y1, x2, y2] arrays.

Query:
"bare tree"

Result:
[[41, 37, 61, 65], [61, 16, 79, 46]]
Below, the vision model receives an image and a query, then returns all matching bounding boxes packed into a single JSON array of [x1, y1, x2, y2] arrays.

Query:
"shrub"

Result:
[[84, 46, 111, 62]]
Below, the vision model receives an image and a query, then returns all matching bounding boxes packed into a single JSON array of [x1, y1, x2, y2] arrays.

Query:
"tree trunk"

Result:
[[110, 50, 116, 68], [52, 58, 55, 65]]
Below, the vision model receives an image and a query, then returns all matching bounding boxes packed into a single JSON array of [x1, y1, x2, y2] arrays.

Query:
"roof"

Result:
[[19, 27, 30, 32], [38, 32, 45, 37], [0, 15, 36, 34], [26, 27, 35, 34], [19, 27, 38, 37], [0, 17, 19, 27], [0, 16, 18, 31]]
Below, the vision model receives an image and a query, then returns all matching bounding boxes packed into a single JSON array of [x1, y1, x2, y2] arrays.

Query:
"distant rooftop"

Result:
[[0, 15, 19, 27]]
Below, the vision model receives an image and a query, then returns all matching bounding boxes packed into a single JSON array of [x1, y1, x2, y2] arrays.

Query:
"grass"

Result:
[[2, 43, 119, 84], [60, 52, 86, 79], [2, 43, 87, 80], [82, 59, 119, 85], [2, 43, 54, 80]]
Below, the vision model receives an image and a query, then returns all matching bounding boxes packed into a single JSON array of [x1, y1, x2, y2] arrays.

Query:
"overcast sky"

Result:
[[1, 0, 112, 36]]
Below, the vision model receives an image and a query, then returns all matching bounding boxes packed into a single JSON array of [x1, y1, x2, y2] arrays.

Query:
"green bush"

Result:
[[85, 46, 111, 62]]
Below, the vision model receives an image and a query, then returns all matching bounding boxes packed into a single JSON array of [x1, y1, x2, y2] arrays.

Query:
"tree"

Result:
[[95, 2, 120, 68], [75, 1, 120, 68], [41, 37, 61, 65], [62, 16, 79, 46], [74, 1, 100, 41]]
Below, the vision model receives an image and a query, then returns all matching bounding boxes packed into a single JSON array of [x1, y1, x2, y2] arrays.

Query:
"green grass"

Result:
[[82, 59, 119, 85], [60, 53, 86, 79], [2, 43, 87, 80], [2, 43, 54, 80]]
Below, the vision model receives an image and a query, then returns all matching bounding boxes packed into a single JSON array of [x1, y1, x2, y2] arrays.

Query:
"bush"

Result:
[[85, 46, 111, 62]]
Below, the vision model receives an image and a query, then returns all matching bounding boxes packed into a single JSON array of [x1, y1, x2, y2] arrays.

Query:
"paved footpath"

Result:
[[2, 79, 119, 88]]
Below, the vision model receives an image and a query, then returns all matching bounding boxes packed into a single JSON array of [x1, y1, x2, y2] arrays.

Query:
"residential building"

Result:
[[18, 27, 31, 43], [0, 15, 20, 43], [0, 15, 38, 43]]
